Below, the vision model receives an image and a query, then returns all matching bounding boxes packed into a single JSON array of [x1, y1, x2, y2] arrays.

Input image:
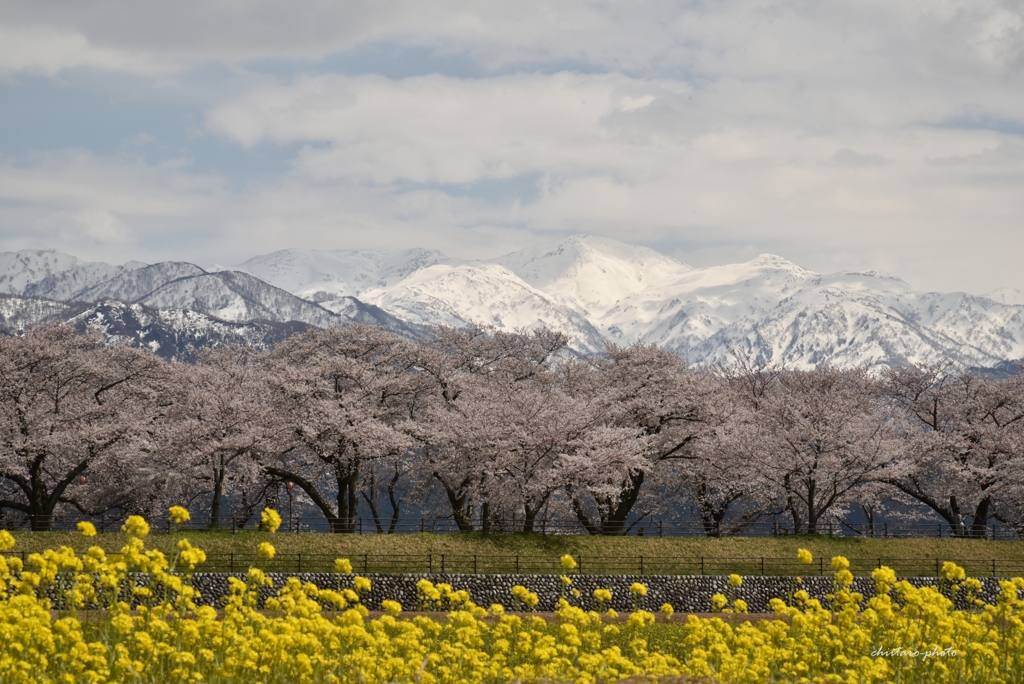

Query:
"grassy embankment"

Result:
[[5, 529, 1024, 577]]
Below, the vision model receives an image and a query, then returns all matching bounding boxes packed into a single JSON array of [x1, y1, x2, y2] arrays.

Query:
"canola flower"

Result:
[[260, 506, 283, 533], [77, 521, 97, 537], [797, 547, 814, 564], [120, 514, 149, 538], [167, 506, 191, 525], [3, 517, 1024, 683]]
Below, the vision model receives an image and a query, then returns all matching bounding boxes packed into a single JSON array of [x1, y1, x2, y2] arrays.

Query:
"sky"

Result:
[[0, 1, 1022, 294]]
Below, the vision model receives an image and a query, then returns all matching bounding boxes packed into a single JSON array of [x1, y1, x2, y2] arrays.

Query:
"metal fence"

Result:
[[3, 550, 1019, 577], [1, 513, 1020, 540]]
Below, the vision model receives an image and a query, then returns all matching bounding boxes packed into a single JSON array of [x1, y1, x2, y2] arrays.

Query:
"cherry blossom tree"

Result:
[[0, 326, 168, 529], [158, 345, 285, 527], [883, 364, 1024, 536], [568, 343, 724, 535], [746, 366, 900, 534], [263, 325, 419, 532], [408, 326, 570, 531]]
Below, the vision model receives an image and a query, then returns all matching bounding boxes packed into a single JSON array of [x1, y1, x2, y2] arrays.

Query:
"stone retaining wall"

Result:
[[182, 573, 1007, 613]]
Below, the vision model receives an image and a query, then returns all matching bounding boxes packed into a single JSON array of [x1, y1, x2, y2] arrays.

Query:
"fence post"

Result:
[[761, 557, 765, 576], [429, 553, 433, 573], [701, 556, 704, 576], [298, 553, 302, 573], [474, 555, 478, 574], [441, 554, 446, 572], [516, 555, 520, 574], [421, 518, 425, 533], [993, 559, 997, 577], [659, 520, 663, 537], [820, 557, 824, 576], [935, 558, 940, 576], [640, 556, 644, 576], [230, 553, 234, 573]]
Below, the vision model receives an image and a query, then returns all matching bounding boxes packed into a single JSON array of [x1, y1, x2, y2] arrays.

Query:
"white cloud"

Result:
[[0, 24, 177, 77], [206, 72, 678, 184]]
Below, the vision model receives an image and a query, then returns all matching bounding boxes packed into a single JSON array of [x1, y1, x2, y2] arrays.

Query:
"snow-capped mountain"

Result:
[[138, 271, 339, 327], [0, 294, 310, 361], [4, 236, 1024, 370], [76, 262, 207, 303], [229, 248, 451, 301], [493, 235, 692, 318], [22, 260, 147, 301], [359, 263, 608, 353], [0, 250, 100, 295], [227, 235, 1024, 369]]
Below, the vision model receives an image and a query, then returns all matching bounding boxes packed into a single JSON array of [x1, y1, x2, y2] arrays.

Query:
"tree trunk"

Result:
[[210, 468, 225, 529], [570, 496, 601, 535], [436, 475, 475, 531], [971, 496, 991, 539], [600, 469, 645, 536], [386, 467, 401, 535]]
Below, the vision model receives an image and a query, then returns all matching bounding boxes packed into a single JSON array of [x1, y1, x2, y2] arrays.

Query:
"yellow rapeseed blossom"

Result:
[[4, 519, 1024, 684], [797, 548, 813, 564], [561, 554, 577, 570], [335, 557, 353, 573], [728, 573, 743, 587], [257, 541, 276, 560], [121, 515, 149, 538], [167, 506, 191, 524], [941, 560, 966, 581], [77, 521, 97, 537], [260, 507, 282, 533]]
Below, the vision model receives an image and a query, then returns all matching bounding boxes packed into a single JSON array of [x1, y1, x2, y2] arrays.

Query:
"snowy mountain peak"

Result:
[[748, 254, 818, 278], [232, 247, 452, 301], [0, 249, 81, 294], [984, 287, 1024, 306], [362, 262, 608, 353], [494, 234, 692, 316], [77, 262, 207, 303]]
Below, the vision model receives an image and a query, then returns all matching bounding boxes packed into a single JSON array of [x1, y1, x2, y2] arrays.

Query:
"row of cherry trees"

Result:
[[2, 324, 1023, 535]]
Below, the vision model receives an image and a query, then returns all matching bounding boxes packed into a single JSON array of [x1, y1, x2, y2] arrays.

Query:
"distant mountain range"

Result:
[[2, 236, 1023, 369]]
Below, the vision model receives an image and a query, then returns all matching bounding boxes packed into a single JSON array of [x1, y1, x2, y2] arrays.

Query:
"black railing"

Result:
[[2, 550, 1018, 577], [0, 513, 1019, 540]]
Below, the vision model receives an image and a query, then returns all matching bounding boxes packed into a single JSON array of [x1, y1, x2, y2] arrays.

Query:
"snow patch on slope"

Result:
[[363, 263, 608, 353], [494, 234, 691, 317]]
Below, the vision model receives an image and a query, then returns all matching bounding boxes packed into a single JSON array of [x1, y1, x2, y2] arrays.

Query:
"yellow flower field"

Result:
[[1, 514, 1023, 683]]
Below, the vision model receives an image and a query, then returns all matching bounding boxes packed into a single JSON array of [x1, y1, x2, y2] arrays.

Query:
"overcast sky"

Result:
[[0, 1, 1022, 293]]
